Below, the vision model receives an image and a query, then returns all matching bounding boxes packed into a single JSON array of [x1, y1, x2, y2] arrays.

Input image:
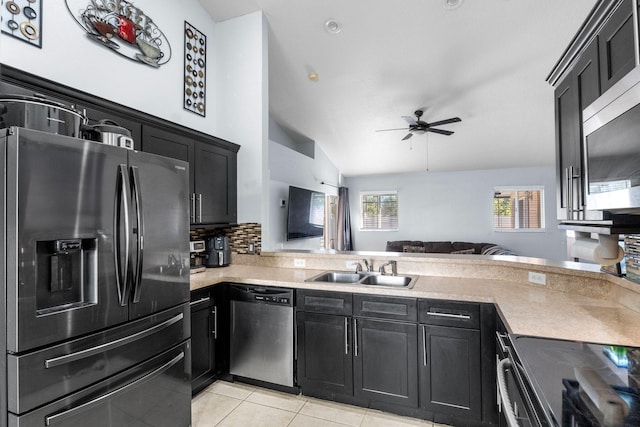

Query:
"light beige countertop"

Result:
[[190, 254, 640, 348]]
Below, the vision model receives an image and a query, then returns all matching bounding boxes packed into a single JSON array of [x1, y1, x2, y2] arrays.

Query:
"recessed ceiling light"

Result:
[[324, 19, 342, 34], [443, 0, 463, 10], [308, 72, 319, 82]]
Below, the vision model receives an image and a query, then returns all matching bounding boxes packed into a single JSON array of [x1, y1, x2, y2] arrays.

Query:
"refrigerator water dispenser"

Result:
[[35, 239, 98, 315]]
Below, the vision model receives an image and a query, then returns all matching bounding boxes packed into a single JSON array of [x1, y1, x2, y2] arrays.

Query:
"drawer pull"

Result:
[[45, 351, 184, 425], [426, 311, 471, 320], [45, 313, 183, 369]]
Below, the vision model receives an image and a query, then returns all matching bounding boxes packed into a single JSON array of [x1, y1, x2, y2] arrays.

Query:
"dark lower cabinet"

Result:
[[190, 293, 216, 394], [354, 318, 418, 408], [296, 311, 353, 397], [296, 290, 496, 426], [190, 285, 229, 395], [419, 324, 481, 419]]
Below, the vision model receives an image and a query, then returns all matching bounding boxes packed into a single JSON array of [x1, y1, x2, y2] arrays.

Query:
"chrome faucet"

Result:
[[354, 262, 363, 273], [378, 260, 397, 276], [362, 259, 373, 272]]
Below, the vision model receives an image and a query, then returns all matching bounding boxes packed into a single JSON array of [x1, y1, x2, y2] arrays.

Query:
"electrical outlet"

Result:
[[528, 272, 546, 285], [294, 258, 306, 268]]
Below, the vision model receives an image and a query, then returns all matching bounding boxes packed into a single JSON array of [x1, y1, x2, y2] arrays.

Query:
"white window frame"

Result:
[[359, 190, 399, 231], [493, 186, 545, 233]]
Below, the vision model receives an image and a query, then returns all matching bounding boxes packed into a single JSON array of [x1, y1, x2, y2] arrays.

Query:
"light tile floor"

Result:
[[192, 380, 448, 427]]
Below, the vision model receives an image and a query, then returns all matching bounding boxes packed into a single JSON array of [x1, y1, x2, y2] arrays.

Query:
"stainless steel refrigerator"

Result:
[[0, 127, 192, 426]]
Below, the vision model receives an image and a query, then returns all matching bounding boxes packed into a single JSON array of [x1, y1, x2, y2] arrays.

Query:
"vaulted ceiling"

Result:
[[200, 0, 597, 176]]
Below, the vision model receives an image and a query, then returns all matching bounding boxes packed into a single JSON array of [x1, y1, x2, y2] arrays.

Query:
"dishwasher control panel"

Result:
[[229, 284, 294, 307], [254, 294, 290, 304]]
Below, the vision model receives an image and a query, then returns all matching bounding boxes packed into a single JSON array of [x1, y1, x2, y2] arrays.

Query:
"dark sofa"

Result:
[[385, 240, 516, 255]]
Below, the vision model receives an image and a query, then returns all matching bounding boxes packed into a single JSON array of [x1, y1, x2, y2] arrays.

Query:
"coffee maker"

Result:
[[205, 235, 231, 267], [189, 240, 206, 274]]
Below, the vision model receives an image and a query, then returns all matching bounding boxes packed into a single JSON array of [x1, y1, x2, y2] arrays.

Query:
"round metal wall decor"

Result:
[[65, 0, 171, 68], [184, 21, 206, 116]]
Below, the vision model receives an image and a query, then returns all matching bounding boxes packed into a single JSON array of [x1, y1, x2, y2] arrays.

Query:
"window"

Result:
[[493, 187, 545, 231], [360, 191, 398, 230]]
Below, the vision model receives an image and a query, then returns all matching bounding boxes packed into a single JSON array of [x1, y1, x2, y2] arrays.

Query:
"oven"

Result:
[[496, 332, 547, 427], [497, 333, 640, 427]]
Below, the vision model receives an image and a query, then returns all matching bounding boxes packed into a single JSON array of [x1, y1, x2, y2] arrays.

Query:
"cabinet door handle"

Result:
[[197, 193, 202, 223], [422, 325, 428, 366], [212, 306, 218, 339], [190, 193, 196, 223], [353, 318, 358, 357], [344, 317, 349, 355], [426, 311, 471, 320]]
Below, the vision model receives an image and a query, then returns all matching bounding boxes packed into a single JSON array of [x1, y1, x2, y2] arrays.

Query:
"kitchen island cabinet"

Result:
[[296, 290, 354, 398], [297, 290, 421, 410]]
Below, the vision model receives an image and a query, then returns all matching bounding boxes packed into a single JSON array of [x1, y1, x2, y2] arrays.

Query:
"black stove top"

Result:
[[509, 334, 639, 427]]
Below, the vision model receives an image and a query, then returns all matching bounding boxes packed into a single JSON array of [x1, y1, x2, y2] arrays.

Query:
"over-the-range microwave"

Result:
[[583, 66, 640, 214]]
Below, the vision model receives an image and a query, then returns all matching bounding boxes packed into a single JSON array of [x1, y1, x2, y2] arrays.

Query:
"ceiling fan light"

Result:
[[324, 19, 342, 34]]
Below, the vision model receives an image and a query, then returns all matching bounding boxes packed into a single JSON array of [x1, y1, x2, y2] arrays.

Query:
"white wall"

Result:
[[344, 166, 567, 260], [213, 12, 269, 223], [267, 138, 341, 251]]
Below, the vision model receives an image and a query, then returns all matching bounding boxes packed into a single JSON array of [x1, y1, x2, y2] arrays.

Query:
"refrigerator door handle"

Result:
[[44, 313, 184, 369], [130, 166, 144, 303], [114, 164, 131, 306], [44, 351, 185, 426]]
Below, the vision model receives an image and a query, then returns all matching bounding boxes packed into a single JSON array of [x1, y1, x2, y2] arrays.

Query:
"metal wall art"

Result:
[[65, 0, 171, 68], [1, 0, 43, 48], [184, 21, 206, 116]]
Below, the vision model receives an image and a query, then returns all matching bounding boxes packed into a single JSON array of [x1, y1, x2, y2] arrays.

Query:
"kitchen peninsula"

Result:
[[192, 251, 640, 347]]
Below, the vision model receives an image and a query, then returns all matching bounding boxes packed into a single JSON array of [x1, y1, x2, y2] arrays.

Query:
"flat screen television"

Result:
[[286, 186, 325, 240]]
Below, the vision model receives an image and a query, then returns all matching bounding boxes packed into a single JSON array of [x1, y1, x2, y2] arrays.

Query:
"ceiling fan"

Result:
[[376, 110, 462, 140]]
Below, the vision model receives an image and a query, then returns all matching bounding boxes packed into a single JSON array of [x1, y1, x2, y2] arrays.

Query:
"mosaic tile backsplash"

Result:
[[190, 223, 261, 255]]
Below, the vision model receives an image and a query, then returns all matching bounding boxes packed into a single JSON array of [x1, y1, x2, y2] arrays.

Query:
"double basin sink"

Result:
[[305, 271, 417, 288]]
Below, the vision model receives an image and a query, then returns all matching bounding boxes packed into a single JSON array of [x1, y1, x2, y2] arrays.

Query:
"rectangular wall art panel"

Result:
[[2, 0, 43, 48], [184, 21, 206, 116]]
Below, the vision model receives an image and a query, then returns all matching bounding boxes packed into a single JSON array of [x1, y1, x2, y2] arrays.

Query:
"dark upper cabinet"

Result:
[[296, 311, 353, 397], [353, 317, 418, 408], [141, 124, 238, 225], [195, 142, 237, 225], [599, 0, 636, 92], [141, 125, 196, 190], [554, 39, 600, 221], [549, 0, 640, 222]]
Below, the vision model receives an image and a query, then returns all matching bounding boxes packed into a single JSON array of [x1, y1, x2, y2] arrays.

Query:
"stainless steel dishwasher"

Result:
[[229, 284, 294, 387]]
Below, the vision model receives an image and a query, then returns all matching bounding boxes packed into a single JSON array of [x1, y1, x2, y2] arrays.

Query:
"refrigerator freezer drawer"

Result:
[[9, 341, 191, 427], [7, 304, 190, 415]]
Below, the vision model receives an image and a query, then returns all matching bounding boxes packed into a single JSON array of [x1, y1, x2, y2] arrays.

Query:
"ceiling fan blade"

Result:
[[375, 128, 409, 132], [427, 128, 454, 136], [401, 133, 413, 141], [401, 116, 417, 125], [427, 117, 461, 127]]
